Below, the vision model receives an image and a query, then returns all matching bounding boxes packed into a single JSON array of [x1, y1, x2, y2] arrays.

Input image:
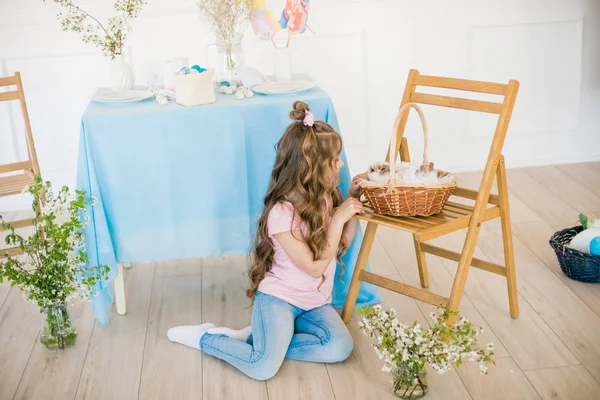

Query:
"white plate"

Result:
[[92, 90, 155, 103], [252, 80, 318, 95]]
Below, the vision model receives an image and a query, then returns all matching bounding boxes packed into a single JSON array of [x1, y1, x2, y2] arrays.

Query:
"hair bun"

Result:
[[289, 101, 310, 121]]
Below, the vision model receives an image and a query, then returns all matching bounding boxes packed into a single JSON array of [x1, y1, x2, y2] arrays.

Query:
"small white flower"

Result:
[[468, 351, 478, 362]]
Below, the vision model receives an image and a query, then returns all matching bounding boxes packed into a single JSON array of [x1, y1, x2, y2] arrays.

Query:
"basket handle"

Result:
[[387, 102, 429, 187]]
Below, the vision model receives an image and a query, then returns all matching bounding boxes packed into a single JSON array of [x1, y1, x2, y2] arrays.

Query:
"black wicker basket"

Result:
[[549, 226, 600, 283]]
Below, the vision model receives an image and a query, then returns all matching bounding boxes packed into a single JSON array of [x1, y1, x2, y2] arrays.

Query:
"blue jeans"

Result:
[[200, 291, 354, 381]]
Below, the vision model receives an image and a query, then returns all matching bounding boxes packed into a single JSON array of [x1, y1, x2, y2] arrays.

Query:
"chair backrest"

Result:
[[391, 69, 519, 203], [0, 72, 41, 176]]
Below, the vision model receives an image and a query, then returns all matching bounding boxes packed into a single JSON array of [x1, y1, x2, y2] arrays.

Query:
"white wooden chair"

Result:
[[0, 72, 43, 258]]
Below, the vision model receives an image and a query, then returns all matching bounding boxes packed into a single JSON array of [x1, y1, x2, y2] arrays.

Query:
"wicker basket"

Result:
[[549, 226, 600, 283], [359, 102, 458, 217]]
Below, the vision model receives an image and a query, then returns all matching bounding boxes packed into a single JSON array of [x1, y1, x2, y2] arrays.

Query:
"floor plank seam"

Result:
[[521, 370, 545, 400], [492, 354, 514, 360], [451, 365, 475, 400], [475, 234, 583, 369], [0, 286, 12, 310], [324, 364, 338, 400], [522, 363, 583, 372], [580, 364, 600, 387], [509, 230, 600, 355], [523, 166, 600, 214], [508, 185, 571, 232], [427, 250, 542, 373], [12, 330, 40, 400], [154, 272, 203, 280], [73, 317, 97, 400], [136, 263, 157, 400]]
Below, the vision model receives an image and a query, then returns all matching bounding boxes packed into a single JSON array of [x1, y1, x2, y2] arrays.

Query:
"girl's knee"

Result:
[[247, 357, 284, 381], [326, 331, 354, 362]]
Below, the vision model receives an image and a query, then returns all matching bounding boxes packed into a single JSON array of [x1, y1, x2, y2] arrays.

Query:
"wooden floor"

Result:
[[1, 163, 600, 400]]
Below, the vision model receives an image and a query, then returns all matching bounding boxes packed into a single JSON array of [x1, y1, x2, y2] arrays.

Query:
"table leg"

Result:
[[114, 264, 127, 315]]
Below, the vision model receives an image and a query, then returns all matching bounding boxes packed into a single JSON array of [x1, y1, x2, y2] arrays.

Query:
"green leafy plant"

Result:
[[0, 176, 108, 308], [44, 0, 145, 59], [579, 213, 596, 230], [0, 176, 108, 348]]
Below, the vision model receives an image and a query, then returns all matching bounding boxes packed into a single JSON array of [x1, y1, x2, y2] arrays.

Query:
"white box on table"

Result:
[[174, 69, 216, 106]]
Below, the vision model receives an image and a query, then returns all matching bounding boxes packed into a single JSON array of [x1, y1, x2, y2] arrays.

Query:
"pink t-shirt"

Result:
[[257, 201, 336, 310]]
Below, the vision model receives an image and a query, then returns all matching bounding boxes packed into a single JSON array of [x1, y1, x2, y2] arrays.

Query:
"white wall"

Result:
[[1, 0, 599, 211]]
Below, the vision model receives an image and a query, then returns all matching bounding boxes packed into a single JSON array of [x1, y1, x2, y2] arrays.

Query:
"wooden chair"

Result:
[[342, 69, 520, 323], [0, 72, 43, 258]]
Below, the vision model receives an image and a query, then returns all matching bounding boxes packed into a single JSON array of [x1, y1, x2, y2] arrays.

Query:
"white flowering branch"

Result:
[[43, 0, 145, 60], [358, 305, 495, 383]]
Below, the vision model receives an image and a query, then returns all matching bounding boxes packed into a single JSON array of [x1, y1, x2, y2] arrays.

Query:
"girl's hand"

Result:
[[349, 173, 368, 198], [333, 198, 364, 224]]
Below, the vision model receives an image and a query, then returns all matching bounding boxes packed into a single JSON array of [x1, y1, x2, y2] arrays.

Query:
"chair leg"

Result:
[[446, 226, 480, 325], [497, 157, 519, 318], [341, 222, 378, 323], [114, 263, 127, 315], [413, 236, 430, 288]]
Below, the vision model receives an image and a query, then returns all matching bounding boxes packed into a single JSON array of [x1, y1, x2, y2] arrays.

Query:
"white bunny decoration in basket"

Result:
[[365, 161, 448, 186], [358, 102, 458, 217], [367, 162, 391, 184]]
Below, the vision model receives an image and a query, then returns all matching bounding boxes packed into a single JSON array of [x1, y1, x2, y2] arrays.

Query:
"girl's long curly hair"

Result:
[[247, 101, 349, 301]]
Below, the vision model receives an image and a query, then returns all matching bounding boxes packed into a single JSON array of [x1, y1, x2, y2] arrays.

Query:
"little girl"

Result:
[[167, 101, 365, 381]]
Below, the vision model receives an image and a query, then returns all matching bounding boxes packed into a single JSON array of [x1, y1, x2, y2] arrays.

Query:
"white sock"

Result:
[[167, 322, 215, 349], [207, 325, 252, 341]]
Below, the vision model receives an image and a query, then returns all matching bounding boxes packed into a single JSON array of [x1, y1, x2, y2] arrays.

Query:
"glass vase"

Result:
[[110, 54, 134, 92], [274, 46, 292, 81], [213, 41, 244, 83], [40, 301, 78, 350], [392, 364, 428, 399]]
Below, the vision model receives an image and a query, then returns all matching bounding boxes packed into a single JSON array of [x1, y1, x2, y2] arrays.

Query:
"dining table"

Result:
[[77, 78, 382, 325]]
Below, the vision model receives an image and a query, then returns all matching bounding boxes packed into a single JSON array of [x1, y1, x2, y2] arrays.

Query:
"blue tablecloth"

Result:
[[77, 85, 381, 325]]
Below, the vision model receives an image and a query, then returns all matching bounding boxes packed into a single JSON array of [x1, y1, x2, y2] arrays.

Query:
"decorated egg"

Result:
[[590, 237, 600, 256]]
